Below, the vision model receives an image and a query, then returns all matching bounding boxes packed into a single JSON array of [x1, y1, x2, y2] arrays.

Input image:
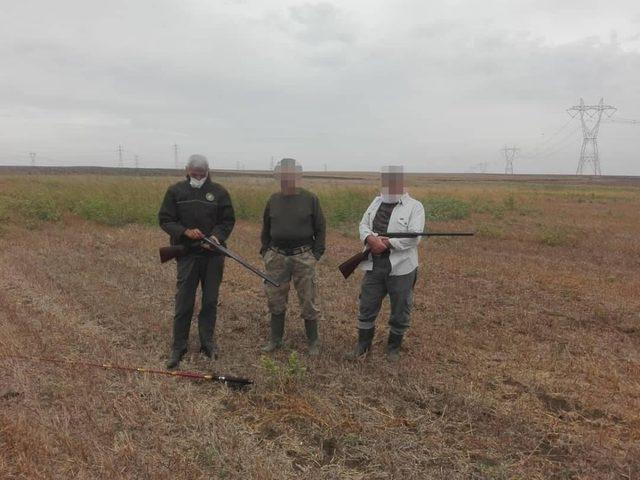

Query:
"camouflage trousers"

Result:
[[263, 248, 321, 322]]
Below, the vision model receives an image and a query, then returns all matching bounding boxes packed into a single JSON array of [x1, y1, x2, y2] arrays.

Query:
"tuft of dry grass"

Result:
[[1, 173, 640, 478]]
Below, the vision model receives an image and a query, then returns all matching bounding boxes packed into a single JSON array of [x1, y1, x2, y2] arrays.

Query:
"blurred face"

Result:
[[276, 160, 302, 195], [381, 170, 404, 196]]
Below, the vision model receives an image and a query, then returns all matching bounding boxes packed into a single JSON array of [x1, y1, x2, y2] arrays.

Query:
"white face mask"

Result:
[[189, 176, 207, 188]]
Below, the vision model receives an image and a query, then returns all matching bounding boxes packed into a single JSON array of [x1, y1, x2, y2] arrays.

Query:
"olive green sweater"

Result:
[[260, 188, 326, 259]]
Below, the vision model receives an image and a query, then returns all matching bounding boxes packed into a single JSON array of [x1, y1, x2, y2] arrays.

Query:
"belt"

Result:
[[270, 245, 312, 256]]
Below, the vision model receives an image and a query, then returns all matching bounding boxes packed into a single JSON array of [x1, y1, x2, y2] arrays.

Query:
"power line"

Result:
[[117, 145, 124, 167], [604, 117, 640, 125], [520, 125, 581, 160]]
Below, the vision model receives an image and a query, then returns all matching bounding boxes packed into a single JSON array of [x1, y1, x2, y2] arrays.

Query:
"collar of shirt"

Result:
[[375, 192, 410, 206]]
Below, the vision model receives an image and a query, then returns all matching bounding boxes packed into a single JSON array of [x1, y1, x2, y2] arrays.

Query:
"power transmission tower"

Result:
[[173, 144, 179, 168], [501, 146, 519, 174], [468, 161, 489, 173], [117, 145, 124, 167], [567, 98, 616, 175], [134, 155, 139, 169], [29, 152, 36, 167], [269, 156, 274, 170]]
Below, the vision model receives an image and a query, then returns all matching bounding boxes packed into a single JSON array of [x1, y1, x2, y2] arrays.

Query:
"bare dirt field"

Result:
[[1, 172, 639, 479]]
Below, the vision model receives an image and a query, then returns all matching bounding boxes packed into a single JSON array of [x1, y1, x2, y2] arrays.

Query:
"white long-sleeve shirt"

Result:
[[358, 193, 426, 276]]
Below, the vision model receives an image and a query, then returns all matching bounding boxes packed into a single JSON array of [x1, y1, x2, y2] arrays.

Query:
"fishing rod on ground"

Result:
[[3, 355, 252, 390]]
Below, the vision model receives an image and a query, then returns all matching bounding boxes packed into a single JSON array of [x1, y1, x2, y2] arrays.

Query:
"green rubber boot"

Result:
[[262, 313, 285, 353], [305, 318, 320, 356]]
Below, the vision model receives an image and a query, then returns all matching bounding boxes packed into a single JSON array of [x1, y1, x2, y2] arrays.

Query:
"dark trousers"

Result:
[[357, 256, 417, 336], [172, 254, 224, 351]]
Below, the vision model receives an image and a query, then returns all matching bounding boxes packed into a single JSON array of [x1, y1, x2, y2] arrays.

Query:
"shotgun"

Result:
[[338, 232, 475, 279], [160, 237, 280, 287], [5, 355, 252, 390]]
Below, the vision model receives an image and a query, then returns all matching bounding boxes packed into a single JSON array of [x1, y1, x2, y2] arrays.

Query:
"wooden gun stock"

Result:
[[159, 245, 188, 263], [338, 248, 371, 279]]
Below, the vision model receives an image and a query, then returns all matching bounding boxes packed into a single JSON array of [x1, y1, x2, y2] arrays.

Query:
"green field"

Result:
[[2, 172, 639, 479]]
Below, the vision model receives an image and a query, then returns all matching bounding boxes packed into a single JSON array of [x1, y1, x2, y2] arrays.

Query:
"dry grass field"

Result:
[[1, 172, 639, 479]]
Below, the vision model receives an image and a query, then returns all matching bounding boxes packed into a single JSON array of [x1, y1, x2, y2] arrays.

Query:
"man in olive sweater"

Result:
[[158, 154, 235, 369], [260, 158, 326, 355]]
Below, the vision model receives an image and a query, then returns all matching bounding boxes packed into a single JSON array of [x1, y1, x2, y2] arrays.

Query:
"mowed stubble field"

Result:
[[0, 171, 639, 479]]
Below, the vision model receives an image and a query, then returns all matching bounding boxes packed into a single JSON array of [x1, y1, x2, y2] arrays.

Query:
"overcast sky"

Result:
[[1, 0, 639, 174]]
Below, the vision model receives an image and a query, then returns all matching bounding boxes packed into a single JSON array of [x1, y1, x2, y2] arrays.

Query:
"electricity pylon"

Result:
[[501, 146, 519, 174], [567, 98, 616, 175]]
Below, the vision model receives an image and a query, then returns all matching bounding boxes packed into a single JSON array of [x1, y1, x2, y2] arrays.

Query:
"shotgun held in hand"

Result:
[[338, 231, 475, 279], [159, 238, 280, 287]]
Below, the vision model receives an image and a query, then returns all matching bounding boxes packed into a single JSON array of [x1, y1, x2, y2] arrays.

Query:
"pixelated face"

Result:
[[275, 159, 302, 195], [187, 165, 208, 180], [381, 166, 404, 196]]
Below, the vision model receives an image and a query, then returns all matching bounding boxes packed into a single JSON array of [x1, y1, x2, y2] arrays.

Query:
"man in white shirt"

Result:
[[347, 166, 425, 361]]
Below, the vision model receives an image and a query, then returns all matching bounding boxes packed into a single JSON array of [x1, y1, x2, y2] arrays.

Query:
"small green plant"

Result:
[[260, 355, 280, 378], [0, 202, 9, 222], [260, 352, 306, 390], [478, 224, 504, 239], [537, 225, 574, 247], [502, 193, 516, 211], [285, 351, 306, 379]]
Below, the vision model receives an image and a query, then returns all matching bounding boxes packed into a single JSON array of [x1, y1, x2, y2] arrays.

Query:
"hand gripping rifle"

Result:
[[159, 236, 280, 287], [338, 231, 475, 279]]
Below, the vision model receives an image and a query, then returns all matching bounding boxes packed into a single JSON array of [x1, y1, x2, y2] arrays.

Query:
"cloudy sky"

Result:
[[1, 0, 639, 174]]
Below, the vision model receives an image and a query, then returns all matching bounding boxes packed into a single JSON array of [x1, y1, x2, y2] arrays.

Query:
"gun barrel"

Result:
[[201, 237, 280, 287], [385, 231, 475, 238]]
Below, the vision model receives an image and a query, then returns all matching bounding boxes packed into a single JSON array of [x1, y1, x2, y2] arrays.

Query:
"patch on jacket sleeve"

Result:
[[206, 193, 215, 202]]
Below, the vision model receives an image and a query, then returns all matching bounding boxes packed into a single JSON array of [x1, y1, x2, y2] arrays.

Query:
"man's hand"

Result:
[[366, 234, 388, 255], [184, 228, 205, 240], [379, 236, 392, 250], [202, 235, 220, 251]]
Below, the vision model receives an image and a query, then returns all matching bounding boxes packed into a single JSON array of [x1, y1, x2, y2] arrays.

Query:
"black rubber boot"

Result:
[[386, 332, 403, 361], [200, 340, 218, 360], [166, 348, 187, 369], [304, 318, 320, 356], [345, 328, 375, 359], [262, 313, 285, 353]]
